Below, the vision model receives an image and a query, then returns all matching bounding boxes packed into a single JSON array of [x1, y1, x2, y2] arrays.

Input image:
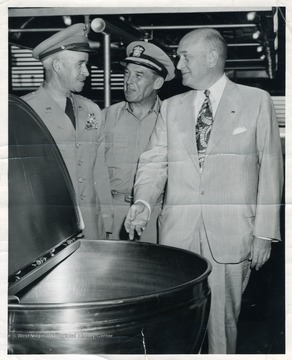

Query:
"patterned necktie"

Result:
[[196, 89, 213, 168], [65, 97, 76, 129]]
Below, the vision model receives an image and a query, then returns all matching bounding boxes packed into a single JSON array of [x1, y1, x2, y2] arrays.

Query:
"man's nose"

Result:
[[176, 57, 184, 70], [126, 74, 134, 84], [82, 65, 89, 77]]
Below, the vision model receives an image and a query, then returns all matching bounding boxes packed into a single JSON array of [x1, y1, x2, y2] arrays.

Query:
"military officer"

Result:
[[102, 41, 175, 242], [22, 23, 113, 239]]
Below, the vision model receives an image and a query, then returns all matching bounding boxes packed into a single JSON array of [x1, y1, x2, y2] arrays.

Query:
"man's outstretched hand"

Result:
[[124, 202, 150, 240]]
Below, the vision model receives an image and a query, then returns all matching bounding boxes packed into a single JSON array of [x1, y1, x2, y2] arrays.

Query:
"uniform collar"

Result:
[[41, 83, 73, 111], [124, 96, 161, 116]]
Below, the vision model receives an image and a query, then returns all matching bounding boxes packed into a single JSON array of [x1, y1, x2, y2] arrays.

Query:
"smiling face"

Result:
[[123, 63, 164, 104], [57, 50, 89, 93], [176, 34, 211, 90], [176, 29, 225, 90]]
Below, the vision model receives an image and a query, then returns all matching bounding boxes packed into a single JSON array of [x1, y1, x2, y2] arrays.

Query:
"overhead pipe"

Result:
[[91, 18, 112, 108], [167, 43, 261, 49], [138, 24, 257, 30], [91, 17, 145, 43], [9, 28, 65, 33]]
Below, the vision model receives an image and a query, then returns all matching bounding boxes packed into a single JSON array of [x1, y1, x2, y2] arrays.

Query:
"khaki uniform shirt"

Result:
[[102, 98, 161, 194], [22, 85, 113, 239]]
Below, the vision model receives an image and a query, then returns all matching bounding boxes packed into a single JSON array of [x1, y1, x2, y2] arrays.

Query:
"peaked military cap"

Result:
[[121, 41, 175, 81], [32, 23, 91, 61]]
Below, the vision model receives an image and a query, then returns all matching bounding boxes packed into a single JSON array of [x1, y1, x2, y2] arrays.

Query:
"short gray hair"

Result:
[[41, 55, 54, 71], [205, 29, 228, 61]]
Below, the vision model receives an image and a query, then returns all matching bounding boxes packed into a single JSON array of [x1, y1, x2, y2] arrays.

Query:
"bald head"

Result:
[[182, 28, 227, 65], [176, 28, 227, 89]]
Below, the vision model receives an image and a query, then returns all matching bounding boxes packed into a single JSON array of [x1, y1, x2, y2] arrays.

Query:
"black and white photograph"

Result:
[[1, 1, 289, 359]]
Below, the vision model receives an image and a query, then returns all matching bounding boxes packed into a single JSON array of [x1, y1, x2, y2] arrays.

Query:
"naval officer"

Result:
[[102, 41, 175, 242]]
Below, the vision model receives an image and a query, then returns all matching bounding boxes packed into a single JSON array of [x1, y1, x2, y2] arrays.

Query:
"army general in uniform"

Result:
[[22, 23, 113, 239]]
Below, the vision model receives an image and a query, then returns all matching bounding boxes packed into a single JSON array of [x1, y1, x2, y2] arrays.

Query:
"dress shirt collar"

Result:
[[194, 73, 227, 117], [208, 73, 227, 111]]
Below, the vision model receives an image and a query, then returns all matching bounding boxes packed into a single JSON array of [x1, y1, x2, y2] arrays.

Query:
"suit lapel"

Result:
[[175, 91, 200, 173], [206, 79, 239, 155]]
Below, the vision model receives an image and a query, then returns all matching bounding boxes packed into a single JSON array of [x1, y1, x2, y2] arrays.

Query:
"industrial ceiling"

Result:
[[8, 7, 285, 104]]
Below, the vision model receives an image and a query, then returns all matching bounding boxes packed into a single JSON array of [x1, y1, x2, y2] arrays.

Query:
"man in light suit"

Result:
[[22, 23, 113, 239], [125, 28, 283, 354]]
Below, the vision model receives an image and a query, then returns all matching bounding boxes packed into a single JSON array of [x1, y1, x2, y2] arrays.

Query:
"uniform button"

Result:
[[201, 190, 205, 195], [76, 143, 81, 149], [78, 177, 83, 183], [80, 194, 86, 200], [78, 160, 83, 166]]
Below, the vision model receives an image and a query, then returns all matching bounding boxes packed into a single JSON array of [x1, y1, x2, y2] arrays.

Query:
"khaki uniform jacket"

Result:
[[22, 86, 113, 239], [134, 79, 284, 263]]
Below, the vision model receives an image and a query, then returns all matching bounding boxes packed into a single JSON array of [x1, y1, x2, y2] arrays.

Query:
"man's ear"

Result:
[[52, 58, 61, 73], [207, 50, 219, 69], [154, 76, 165, 90]]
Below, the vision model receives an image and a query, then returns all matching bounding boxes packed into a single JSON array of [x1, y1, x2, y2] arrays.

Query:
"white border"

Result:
[[1, 1, 290, 360]]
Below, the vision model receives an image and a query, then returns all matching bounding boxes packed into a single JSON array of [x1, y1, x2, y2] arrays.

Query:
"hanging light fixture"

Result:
[[252, 30, 261, 39], [257, 45, 264, 52], [63, 16, 72, 26], [247, 11, 257, 21]]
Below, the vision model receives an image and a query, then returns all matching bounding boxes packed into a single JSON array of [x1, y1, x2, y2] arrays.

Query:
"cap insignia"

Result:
[[132, 45, 145, 57], [83, 25, 89, 37]]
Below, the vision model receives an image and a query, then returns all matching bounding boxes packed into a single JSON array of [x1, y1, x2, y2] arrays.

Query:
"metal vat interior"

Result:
[[16, 239, 210, 304]]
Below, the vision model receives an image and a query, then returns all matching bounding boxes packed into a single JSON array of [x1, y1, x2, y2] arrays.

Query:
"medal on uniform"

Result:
[[85, 113, 99, 130]]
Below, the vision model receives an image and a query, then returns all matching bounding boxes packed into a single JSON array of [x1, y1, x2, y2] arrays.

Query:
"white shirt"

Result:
[[194, 73, 227, 121]]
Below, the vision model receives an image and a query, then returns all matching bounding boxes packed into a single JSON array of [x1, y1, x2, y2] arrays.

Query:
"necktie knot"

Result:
[[204, 89, 210, 98]]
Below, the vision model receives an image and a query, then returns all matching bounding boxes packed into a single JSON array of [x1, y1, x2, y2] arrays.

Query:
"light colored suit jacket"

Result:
[[22, 86, 113, 238], [134, 79, 283, 263]]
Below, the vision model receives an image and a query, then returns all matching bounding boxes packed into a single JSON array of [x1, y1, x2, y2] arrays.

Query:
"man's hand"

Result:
[[124, 202, 150, 240], [249, 237, 271, 271]]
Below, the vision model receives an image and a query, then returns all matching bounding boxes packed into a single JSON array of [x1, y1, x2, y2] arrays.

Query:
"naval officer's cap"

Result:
[[121, 41, 175, 81], [32, 23, 91, 61]]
